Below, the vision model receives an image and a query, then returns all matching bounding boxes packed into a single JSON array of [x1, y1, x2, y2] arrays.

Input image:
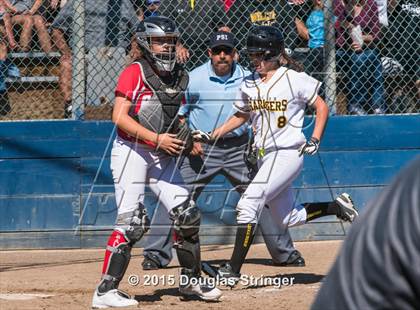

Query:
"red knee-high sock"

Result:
[[102, 230, 128, 275]]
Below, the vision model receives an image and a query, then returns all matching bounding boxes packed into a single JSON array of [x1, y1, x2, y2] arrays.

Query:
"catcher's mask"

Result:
[[136, 16, 179, 72], [246, 25, 285, 64]]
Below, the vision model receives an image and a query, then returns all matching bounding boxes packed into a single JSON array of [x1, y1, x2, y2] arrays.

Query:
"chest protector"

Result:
[[130, 59, 189, 134]]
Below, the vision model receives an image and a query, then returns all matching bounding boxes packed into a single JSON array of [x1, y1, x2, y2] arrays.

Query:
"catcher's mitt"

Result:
[[175, 122, 194, 155]]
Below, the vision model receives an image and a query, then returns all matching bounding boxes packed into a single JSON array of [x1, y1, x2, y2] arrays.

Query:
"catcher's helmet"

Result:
[[136, 16, 179, 72], [246, 26, 284, 61]]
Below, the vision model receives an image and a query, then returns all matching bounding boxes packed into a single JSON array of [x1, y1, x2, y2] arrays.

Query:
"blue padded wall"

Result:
[[0, 115, 419, 248]]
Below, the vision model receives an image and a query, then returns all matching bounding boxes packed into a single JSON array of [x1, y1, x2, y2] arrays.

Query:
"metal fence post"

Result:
[[71, 0, 85, 120], [324, 0, 337, 114]]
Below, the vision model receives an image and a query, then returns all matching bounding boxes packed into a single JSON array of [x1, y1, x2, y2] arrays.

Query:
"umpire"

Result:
[[142, 31, 305, 270]]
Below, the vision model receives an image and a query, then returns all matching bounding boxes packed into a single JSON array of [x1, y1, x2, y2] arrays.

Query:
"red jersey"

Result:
[[114, 63, 155, 147]]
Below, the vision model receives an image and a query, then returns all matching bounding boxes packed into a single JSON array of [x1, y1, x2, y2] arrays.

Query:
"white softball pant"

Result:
[[110, 137, 189, 218], [237, 149, 307, 226]]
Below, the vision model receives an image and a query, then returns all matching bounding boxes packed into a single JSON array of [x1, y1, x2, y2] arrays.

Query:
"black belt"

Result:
[[212, 134, 248, 147]]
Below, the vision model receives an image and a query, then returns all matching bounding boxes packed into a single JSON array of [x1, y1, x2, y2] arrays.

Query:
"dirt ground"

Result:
[[0, 240, 342, 310]]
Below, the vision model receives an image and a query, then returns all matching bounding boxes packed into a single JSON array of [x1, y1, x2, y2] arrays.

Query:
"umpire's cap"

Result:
[[208, 31, 236, 49]]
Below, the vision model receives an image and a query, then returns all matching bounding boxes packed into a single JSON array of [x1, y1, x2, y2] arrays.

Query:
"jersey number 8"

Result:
[[277, 116, 287, 128]]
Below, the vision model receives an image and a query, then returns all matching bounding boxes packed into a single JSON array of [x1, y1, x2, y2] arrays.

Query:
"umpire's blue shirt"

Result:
[[179, 60, 249, 137]]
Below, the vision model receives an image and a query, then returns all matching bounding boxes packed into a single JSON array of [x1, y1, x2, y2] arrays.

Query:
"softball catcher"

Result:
[[91, 16, 220, 309]]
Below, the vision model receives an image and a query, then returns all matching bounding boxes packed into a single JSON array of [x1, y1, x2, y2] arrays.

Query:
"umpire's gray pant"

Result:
[[142, 137, 296, 266]]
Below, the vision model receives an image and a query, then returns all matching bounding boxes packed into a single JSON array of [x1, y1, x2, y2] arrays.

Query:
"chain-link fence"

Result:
[[0, 0, 418, 120]]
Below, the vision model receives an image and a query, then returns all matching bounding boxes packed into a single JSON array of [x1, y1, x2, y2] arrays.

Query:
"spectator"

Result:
[[385, 0, 419, 113], [1, 0, 32, 51], [143, 0, 160, 18], [51, 8, 71, 116], [132, 0, 160, 21], [51, 0, 138, 117], [2, 0, 52, 52], [223, 0, 234, 12], [157, 0, 229, 70], [0, 32, 19, 116], [225, 0, 303, 65], [50, 0, 66, 9], [296, 0, 327, 97], [141, 31, 306, 271], [334, 0, 386, 115], [40, 0, 64, 27], [373, 0, 405, 113], [0, 1, 13, 50], [31, 0, 53, 53], [0, 34, 10, 115], [375, 0, 388, 27]]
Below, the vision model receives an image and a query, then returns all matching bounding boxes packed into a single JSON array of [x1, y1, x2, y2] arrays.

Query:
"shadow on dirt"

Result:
[[134, 287, 222, 303]]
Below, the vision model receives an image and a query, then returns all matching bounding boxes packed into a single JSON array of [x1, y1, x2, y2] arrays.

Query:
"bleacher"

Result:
[[6, 51, 59, 89], [3, 51, 64, 120]]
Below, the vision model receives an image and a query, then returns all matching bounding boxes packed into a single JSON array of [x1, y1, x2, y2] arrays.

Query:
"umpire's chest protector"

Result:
[[130, 59, 189, 134]]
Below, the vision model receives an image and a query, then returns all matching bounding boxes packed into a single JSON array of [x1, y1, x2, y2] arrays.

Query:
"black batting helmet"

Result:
[[246, 26, 284, 61]]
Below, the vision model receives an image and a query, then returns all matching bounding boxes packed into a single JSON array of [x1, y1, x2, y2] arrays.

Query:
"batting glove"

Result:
[[298, 137, 320, 156], [191, 130, 212, 143]]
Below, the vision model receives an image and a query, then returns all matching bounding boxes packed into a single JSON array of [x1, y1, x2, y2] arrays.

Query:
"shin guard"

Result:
[[170, 200, 202, 277], [97, 230, 132, 294], [173, 230, 201, 277]]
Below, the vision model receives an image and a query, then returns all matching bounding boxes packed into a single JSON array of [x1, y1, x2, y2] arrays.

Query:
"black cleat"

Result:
[[275, 250, 306, 267], [142, 254, 162, 270]]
